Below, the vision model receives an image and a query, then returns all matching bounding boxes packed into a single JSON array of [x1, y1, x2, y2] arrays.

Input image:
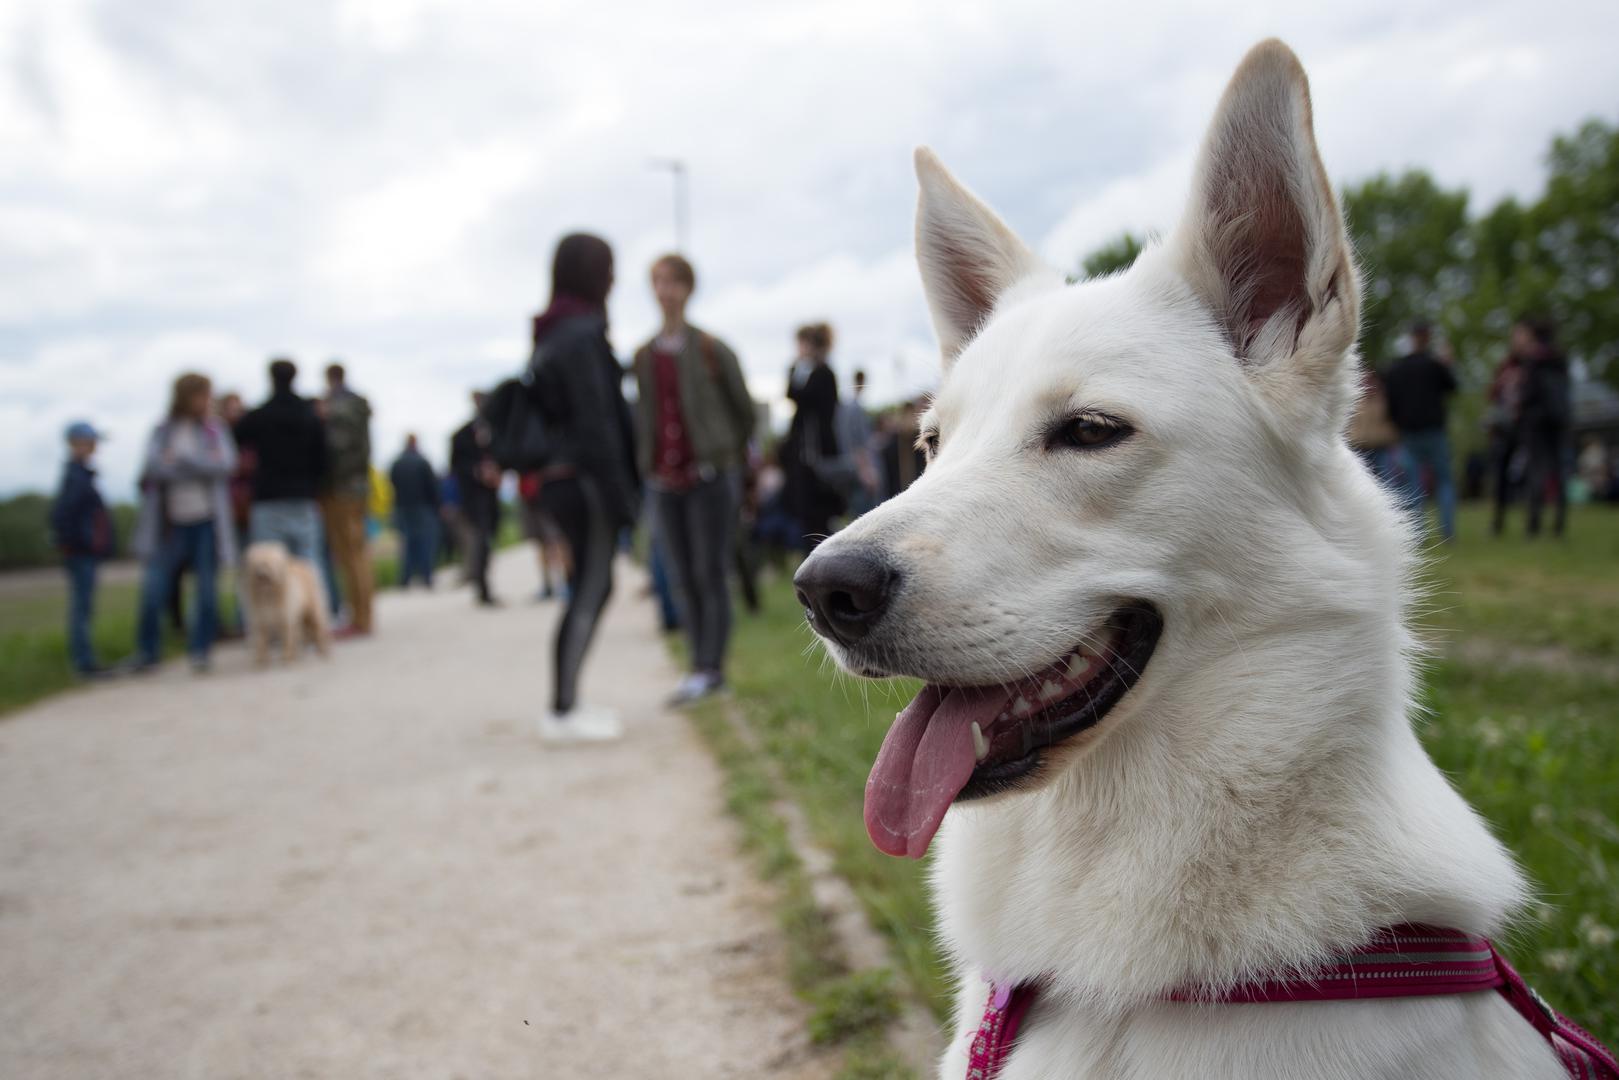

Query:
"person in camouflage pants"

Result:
[[320, 362, 376, 635]]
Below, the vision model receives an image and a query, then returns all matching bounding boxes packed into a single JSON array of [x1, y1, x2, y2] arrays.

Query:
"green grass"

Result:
[[716, 503, 1619, 1045], [1420, 658, 1618, 1029], [686, 699, 914, 1079], [0, 576, 148, 713], [723, 593, 945, 1015], [1417, 506, 1619, 658]]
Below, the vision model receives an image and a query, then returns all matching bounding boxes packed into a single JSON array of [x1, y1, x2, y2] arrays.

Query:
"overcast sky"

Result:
[[3, 0, 1616, 498]]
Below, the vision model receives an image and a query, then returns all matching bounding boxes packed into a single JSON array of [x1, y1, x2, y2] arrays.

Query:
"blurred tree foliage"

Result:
[[1078, 117, 1619, 403], [1081, 232, 1146, 279], [0, 494, 136, 570], [0, 494, 56, 570]]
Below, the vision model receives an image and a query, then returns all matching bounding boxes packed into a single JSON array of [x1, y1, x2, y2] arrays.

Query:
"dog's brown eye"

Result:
[[1054, 415, 1130, 451], [918, 430, 940, 459]]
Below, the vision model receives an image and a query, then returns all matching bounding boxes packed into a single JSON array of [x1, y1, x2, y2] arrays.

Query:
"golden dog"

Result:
[[243, 540, 331, 665]]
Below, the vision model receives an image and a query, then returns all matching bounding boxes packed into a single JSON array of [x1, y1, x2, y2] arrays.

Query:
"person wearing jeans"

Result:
[[50, 421, 116, 677], [632, 253, 755, 706], [389, 433, 440, 588], [136, 521, 219, 667], [248, 498, 321, 559], [1396, 429, 1457, 542], [235, 358, 329, 561], [131, 373, 238, 672], [1382, 321, 1458, 541]]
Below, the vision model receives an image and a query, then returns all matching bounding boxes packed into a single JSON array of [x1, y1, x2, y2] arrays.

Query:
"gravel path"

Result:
[[0, 551, 833, 1079]]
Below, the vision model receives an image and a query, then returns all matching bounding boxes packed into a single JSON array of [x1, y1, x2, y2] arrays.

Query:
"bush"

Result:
[[0, 493, 140, 570]]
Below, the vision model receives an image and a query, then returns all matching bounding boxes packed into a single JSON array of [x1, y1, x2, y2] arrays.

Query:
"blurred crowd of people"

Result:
[[508, 237, 930, 742], [45, 232, 930, 746], [1351, 315, 1613, 542], [50, 359, 388, 677], [49, 270, 1614, 718]]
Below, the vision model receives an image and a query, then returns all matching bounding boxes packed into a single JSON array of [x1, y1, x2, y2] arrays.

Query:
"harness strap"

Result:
[[966, 925, 1617, 1079], [966, 978, 1041, 1080]]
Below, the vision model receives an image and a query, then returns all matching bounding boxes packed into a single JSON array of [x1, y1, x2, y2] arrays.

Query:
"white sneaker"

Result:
[[537, 705, 623, 744], [667, 672, 727, 708]]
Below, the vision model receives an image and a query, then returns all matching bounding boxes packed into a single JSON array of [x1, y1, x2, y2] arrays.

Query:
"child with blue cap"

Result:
[[49, 421, 116, 677]]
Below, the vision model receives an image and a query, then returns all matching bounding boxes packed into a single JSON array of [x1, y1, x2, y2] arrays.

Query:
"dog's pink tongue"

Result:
[[864, 683, 1006, 859]]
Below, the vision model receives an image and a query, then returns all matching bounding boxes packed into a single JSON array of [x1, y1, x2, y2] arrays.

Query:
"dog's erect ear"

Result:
[[1171, 40, 1359, 401], [914, 147, 1045, 364]]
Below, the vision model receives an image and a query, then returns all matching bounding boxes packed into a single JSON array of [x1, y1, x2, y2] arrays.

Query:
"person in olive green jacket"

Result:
[[320, 362, 376, 635], [632, 253, 755, 705]]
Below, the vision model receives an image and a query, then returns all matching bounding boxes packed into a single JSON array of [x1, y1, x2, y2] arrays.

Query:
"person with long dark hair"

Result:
[[529, 233, 640, 742], [782, 322, 844, 549]]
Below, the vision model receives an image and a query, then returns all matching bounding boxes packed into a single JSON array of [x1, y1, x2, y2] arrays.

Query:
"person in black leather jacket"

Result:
[[528, 232, 640, 742]]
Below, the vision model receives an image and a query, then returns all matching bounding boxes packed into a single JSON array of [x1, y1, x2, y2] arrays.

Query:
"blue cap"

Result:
[[64, 421, 105, 442]]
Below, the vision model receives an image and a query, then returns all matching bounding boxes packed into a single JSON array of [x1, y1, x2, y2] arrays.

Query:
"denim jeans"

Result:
[[64, 555, 99, 673], [137, 521, 219, 663], [647, 536, 681, 632], [250, 498, 322, 560], [1398, 428, 1457, 540], [395, 505, 439, 587]]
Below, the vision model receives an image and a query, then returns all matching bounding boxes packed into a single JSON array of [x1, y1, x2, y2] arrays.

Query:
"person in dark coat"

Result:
[[529, 232, 640, 742], [1484, 349, 1526, 536], [233, 358, 328, 559], [50, 421, 116, 677], [782, 322, 843, 549], [1514, 316, 1573, 538], [388, 433, 440, 588], [1382, 321, 1458, 541], [449, 394, 501, 606]]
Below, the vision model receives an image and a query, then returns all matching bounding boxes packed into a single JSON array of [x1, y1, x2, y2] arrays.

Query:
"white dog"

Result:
[[243, 540, 331, 665], [794, 40, 1586, 1080]]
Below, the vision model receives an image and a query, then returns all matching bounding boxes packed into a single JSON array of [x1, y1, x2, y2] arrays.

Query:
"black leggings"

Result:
[[540, 477, 617, 713]]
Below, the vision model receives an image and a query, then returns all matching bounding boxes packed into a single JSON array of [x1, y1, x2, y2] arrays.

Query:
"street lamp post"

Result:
[[649, 157, 689, 253]]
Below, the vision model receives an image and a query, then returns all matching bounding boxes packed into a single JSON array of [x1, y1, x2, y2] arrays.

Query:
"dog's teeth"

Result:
[[1066, 653, 1092, 680], [1040, 679, 1063, 703], [1011, 695, 1031, 718], [971, 722, 989, 762]]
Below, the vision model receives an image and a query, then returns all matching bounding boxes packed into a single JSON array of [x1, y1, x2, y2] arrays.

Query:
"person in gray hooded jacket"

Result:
[[132, 372, 237, 671]]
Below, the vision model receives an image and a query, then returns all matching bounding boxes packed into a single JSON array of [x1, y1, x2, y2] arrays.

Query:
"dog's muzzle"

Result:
[[794, 546, 899, 647]]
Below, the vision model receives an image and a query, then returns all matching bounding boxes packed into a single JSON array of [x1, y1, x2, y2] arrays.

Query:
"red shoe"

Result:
[[333, 625, 369, 641]]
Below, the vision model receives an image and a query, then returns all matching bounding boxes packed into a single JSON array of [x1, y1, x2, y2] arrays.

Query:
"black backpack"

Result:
[[484, 370, 553, 472]]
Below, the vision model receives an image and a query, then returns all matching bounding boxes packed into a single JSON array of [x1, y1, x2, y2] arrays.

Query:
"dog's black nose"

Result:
[[794, 548, 897, 644]]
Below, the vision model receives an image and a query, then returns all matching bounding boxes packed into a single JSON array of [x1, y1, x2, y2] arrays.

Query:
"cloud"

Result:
[[0, 330, 266, 501], [3, 0, 1617, 498]]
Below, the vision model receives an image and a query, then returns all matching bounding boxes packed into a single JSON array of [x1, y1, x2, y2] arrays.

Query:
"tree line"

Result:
[[1081, 115, 1619, 442]]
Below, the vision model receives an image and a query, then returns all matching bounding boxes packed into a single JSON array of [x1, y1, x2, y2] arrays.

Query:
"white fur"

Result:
[[805, 39, 1561, 1079]]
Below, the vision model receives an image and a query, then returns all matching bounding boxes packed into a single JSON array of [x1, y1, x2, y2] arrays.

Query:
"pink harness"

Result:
[[967, 925, 1617, 1079]]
